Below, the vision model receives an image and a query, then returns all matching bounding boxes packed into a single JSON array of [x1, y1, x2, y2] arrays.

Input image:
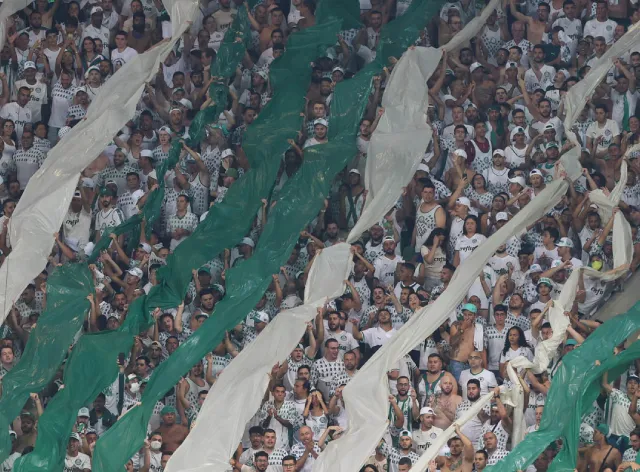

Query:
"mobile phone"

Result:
[[118, 352, 125, 366]]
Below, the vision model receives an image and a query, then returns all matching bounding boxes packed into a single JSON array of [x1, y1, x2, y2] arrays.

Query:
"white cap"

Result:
[[556, 237, 574, 248], [127, 267, 144, 279], [70, 432, 81, 441], [74, 86, 87, 96], [506, 61, 518, 68], [58, 126, 72, 139], [551, 259, 563, 268], [179, 98, 193, 110], [508, 176, 526, 187], [23, 61, 36, 70], [470, 62, 483, 73], [456, 197, 471, 208], [139, 242, 152, 253], [530, 169, 543, 177], [399, 430, 412, 439], [140, 149, 153, 158], [240, 237, 255, 248], [332, 66, 345, 74], [496, 212, 509, 222], [78, 407, 90, 417], [349, 169, 361, 175], [253, 310, 269, 324], [90, 6, 103, 14], [420, 407, 435, 416], [148, 170, 157, 180], [543, 123, 555, 131], [313, 118, 328, 128], [493, 149, 505, 157], [255, 69, 268, 80], [510, 126, 525, 142], [221, 148, 235, 159], [417, 163, 430, 173], [454, 149, 467, 159], [73, 190, 82, 198], [529, 264, 543, 273]]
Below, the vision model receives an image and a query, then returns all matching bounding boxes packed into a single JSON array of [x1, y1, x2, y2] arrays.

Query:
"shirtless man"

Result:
[[581, 424, 621, 472], [157, 406, 189, 453], [436, 425, 475, 472], [449, 304, 486, 382], [431, 373, 462, 430], [509, 0, 550, 45]]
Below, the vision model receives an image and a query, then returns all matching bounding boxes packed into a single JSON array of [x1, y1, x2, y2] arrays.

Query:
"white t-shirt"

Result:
[[0, 102, 32, 139], [586, 119, 620, 154], [13, 79, 48, 122], [63, 208, 92, 248], [362, 326, 397, 348], [373, 254, 403, 286], [413, 426, 445, 455], [459, 369, 497, 401], [583, 18, 617, 44], [608, 388, 640, 436], [455, 234, 487, 264], [95, 207, 125, 234], [64, 452, 91, 471], [499, 346, 534, 365], [111, 46, 138, 69]]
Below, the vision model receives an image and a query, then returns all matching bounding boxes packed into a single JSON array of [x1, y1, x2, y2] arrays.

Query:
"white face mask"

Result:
[[150, 440, 162, 450], [129, 382, 140, 393]]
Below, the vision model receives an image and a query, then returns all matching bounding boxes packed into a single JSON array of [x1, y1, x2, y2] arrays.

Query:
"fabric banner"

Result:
[[486, 303, 640, 472], [0, 264, 93, 459], [90, 19, 347, 472], [0, 0, 198, 325]]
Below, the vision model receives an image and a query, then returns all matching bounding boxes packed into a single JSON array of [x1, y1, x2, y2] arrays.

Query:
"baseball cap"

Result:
[[510, 126, 525, 142], [495, 212, 508, 222], [456, 197, 471, 208], [255, 70, 268, 80], [529, 264, 543, 273], [420, 407, 435, 416], [454, 149, 467, 159], [252, 311, 269, 324], [99, 186, 116, 197], [349, 169, 361, 175], [383, 236, 395, 242], [179, 98, 193, 110], [70, 432, 81, 441], [537, 277, 553, 287], [565, 338, 578, 346], [20, 411, 34, 418], [127, 267, 144, 279], [90, 6, 103, 14], [78, 407, 90, 417], [197, 266, 211, 274], [596, 423, 609, 436], [628, 375, 640, 383], [139, 242, 152, 254], [195, 312, 209, 319], [9, 431, 16, 439], [313, 118, 328, 128], [158, 126, 171, 135], [23, 61, 36, 70], [73, 190, 82, 198], [546, 142, 559, 150], [543, 123, 555, 131], [508, 176, 526, 188], [556, 237, 574, 248], [493, 149, 505, 157], [332, 66, 345, 74], [240, 237, 255, 248], [462, 303, 477, 314], [470, 62, 484, 73], [530, 169, 543, 177], [399, 430, 412, 438], [140, 149, 153, 158], [506, 61, 518, 68], [417, 163, 430, 173], [221, 148, 235, 159], [150, 341, 162, 348], [74, 86, 87, 96]]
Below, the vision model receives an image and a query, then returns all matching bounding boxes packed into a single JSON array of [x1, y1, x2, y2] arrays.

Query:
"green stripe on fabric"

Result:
[[486, 301, 640, 472], [11, 11, 254, 472], [91, 2, 435, 469], [89, 18, 347, 471], [0, 264, 93, 459]]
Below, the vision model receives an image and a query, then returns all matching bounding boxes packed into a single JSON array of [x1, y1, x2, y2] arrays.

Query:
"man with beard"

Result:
[[63, 187, 92, 250], [128, 11, 152, 53], [431, 373, 461, 430], [455, 381, 492, 447], [364, 223, 385, 263], [16, 411, 37, 453], [95, 148, 137, 195], [317, 311, 359, 360], [303, 119, 328, 148], [523, 44, 556, 93], [504, 293, 530, 331], [12, 129, 45, 190], [360, 286, 398, 329], [413, 407, 444, 455], [354, 10, 383, 65], [83, 6, 110, 46], [329, 350, 358, 395], [353, 308, 397, 354], [291, 426, 321, 472], [482, 431, 509, 465], [94, 187, 125, 243], [422, 354, 449, 399], [582, 424, 621, 472], [64, 432, 91, 472], [386, 377, 420, 443], [436, 425, 475, 472], [459, 351, 497, 401], [379, 431, 419, 472], [322, 221, 342, 247], [278, 343, 315, 392], [519, 83, 563, 141], [373, 237, 403, 287]]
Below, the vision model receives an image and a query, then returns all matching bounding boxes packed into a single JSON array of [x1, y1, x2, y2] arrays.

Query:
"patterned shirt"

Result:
[[13, 146, 45, 189], [66, 104, 87, 121], [505, 311, 530, 331], [310, 357, 345, 389], [95, 164, 138, 196], [379, 442, 419, 472]]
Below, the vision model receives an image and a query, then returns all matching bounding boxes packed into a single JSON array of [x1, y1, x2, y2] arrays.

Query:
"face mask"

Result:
[[591, 260, 603, 271], [129, 382, 140, 393], [150, 440, 162, 450]]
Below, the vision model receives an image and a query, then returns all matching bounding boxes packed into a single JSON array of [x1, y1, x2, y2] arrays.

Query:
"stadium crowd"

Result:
[[0, 0, 638, 470]]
